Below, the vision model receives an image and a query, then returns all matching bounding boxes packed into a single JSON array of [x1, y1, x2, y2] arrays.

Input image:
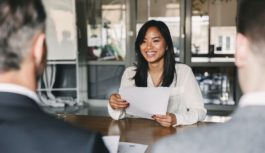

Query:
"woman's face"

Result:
[[140, 26, 167, 64]]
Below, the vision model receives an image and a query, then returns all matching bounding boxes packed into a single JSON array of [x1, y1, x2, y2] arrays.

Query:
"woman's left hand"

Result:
[[152, 113, 177, 127]]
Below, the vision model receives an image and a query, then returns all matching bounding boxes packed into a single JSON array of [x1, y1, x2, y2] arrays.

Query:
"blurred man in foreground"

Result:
[[0, 0, 108, 153], [152, 0, 265, 152]]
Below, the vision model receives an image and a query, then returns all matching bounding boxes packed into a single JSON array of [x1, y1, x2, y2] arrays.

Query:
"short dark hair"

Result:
[[0, 0, 46, 72], [237, 0, 265, 58], [134, 20, 176, 87]]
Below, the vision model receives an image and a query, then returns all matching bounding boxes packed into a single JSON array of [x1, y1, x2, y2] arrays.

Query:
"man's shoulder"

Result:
[[0, 108, 107, 153], [152, 110, 265, 153], [29, 109, 98, 138], [152, 122, 238, 153], [30, 118, 108, 153]]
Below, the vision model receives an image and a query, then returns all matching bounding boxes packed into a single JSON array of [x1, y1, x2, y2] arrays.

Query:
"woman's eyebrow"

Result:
[[151, 36, 161, 39], [143, 36, 161, 40]]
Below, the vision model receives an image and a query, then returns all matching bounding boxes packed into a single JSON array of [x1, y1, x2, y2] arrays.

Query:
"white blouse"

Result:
[[108, 63, 207, 126]]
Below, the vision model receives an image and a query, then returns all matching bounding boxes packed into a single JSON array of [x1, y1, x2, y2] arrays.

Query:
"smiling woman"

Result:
[[134, 20, 176, 89], [139, 27, 167, 64], [108, 20, 207, 127]]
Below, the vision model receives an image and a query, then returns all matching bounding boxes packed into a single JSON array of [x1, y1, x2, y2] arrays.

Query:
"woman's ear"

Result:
[[32, 33, 46, 66], [235, 33, 249, 68]]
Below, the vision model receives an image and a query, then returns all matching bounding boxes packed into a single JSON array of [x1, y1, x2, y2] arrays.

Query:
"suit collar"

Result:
[[0, 92, 44, 120], [0, 92, 40, 108], [0, 83, 40, 103]]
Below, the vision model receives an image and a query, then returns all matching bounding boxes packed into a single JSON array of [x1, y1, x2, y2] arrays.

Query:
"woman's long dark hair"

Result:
[[133, 20, 176, 87]]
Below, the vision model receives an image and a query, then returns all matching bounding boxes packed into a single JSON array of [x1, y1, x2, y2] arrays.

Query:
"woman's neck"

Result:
[[148, 59, 164, 73], [148, 60, 164, 87]]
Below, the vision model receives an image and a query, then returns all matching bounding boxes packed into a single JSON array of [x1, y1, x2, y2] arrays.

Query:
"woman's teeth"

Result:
[[146, 51, 155, 57]]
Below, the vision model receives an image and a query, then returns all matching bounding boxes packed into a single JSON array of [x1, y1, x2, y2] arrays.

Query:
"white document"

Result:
[[119, 87, 170, 119], [118, 142, 148, 153], [103, 136, 120, 153]]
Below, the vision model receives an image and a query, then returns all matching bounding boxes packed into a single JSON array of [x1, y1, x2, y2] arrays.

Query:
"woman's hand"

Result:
[[152, 113, 177, 127], [109, 93, 129, 110]]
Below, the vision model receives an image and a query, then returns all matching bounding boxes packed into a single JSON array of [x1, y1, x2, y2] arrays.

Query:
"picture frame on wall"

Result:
[[43, 0, 77, 60], [210, 26, 236, 54]]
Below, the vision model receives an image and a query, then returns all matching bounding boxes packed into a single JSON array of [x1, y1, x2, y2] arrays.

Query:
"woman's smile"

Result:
[[146, 50, 157, 58]]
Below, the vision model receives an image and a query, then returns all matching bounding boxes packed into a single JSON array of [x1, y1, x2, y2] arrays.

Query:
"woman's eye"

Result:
[[153, 39, 160, 43], [141, 40, 146, 44]]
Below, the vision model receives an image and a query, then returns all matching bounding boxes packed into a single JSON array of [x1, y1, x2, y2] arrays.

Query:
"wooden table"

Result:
[[64, 115, 213, 153]]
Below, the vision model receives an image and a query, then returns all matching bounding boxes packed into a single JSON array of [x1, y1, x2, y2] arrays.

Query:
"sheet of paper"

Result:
[[103, 136, 120, 153], [119, 87, 170, 119], [118, 142, 148, 153]]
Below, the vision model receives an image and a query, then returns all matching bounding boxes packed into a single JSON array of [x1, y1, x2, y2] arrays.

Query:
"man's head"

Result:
[[236, 0, 265, 93], [0, 0, 46, 89]]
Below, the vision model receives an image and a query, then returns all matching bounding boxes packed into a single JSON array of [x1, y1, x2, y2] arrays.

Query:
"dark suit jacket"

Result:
[[0, 92, 109, 153], [153, 106, 265, 153]]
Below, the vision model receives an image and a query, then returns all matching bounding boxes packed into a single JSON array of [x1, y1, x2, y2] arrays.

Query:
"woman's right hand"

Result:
[[109, 93, 129, 110]]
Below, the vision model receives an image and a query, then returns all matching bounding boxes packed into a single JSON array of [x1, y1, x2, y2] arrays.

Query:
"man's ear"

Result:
[[235, 33, 249, 68], [32, 33, 46, 66]]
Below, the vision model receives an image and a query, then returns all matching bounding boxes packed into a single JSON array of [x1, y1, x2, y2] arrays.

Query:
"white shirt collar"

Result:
[[239, 91, 265, 107], [147, 72, 177, 87], [0, 83, 40, 103]]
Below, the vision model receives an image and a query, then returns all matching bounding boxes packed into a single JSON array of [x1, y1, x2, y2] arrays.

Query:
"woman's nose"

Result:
[[147, 43, 152, 50]]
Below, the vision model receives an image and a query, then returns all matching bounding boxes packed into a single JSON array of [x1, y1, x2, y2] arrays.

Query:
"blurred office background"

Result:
[[38, 0, 240, 117]]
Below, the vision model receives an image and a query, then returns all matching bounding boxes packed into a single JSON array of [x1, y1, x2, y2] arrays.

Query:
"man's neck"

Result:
[[244, 61, 265, 93], [0, 69, 36, 92], [246, 81, 265, 93]]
